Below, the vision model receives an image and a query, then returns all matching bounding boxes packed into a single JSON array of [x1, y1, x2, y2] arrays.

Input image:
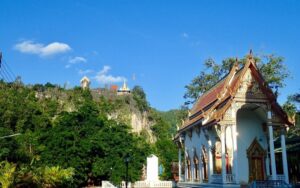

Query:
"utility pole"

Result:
[[0, 51, 2, 68]]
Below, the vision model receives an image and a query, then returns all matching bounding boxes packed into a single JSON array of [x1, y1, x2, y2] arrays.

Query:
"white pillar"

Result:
[[184, 150, 187, 182], [281, 129, 289, 184], [268, 124, 277, 180], [199, 151, 203, 183], [265, 154, 270, 177], [191, 160, 195, 182], [231, 124, 238, 183], [231, 103, 239, 184], [221, 126, 226, 184], [178, 148, 182, 182], [208, 140, 213, 183]]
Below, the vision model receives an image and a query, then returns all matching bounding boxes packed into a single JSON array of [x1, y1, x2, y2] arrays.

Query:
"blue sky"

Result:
[[0, 0, 300, 111]]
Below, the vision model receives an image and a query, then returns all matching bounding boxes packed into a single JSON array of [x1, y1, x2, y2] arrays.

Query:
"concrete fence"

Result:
[[121, 181, 173, 188]]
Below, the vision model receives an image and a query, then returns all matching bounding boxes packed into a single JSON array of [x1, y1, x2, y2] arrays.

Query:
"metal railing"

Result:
[[226, 174, 235, 183], [210, 174, 235, 184], [211, 174, 222, 183], [276, 174, 286, 181]]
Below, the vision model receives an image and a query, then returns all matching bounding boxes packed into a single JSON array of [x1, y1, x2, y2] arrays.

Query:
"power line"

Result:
[[2, 65, 14, 82], [2, 58, 16, 79], [2, 63, 15, 81], [0, 52, 16, 82]]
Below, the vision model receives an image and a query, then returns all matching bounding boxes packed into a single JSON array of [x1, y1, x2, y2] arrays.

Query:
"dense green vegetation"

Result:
[[0, 80, 185, 187], [0, 81, 160, 187]]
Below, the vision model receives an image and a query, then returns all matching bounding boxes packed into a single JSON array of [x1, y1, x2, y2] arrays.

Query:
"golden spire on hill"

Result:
[[117, 80, 131, 95]]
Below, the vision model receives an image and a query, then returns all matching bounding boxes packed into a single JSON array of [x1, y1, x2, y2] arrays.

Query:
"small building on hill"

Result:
[[174, 52, 294, 187], [117, 80, 131, 95], [80, 76, 90, 89]]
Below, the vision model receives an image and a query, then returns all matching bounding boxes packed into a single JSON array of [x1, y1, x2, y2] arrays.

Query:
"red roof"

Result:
[[110, 85, 118, 91], [177, 59, 293, 134]]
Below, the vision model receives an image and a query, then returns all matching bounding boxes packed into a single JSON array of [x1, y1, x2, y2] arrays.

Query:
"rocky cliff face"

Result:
[[109, 108, 156, 143], [35, 87, 157, 142], [131, 111, 149, 133]]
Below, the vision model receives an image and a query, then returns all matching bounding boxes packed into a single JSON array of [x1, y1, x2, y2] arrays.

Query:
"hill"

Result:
[[0, 80, 183, 187]]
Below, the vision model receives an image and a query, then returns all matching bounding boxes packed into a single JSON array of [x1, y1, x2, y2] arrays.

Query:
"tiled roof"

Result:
[[182, 68, 242, 130], [178, 60, 293, 136], [190, 80, 226, 116], [174, 55, 294, 141]]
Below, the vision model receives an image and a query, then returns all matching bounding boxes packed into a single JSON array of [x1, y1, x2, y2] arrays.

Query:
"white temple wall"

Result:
[[184, 129, 209, 154], [184, 128, 210, 180], [225, 126, 233, 150], [236, 109, 268, 183]]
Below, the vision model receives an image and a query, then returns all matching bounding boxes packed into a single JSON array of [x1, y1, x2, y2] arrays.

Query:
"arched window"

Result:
[[185, 152, 191, 181], [213, 141, 222, 174], [212, 141, 232, 174], [201, 146, 208, 182]]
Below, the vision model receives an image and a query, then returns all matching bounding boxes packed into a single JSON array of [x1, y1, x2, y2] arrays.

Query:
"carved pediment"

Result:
[[236, 69, 267, 100], [247, 138, 266, 157], [223, 106, 233, 121]]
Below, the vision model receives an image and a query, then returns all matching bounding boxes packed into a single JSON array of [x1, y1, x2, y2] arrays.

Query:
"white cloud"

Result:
[[69, 56, 87, 64], [182, 32, 189, 38], [65, 56, 87, 68], [14, 40, 71, 57], [78, 69, 94, 75], [99, 65, 111, 75], [94, 66, 126, 84]]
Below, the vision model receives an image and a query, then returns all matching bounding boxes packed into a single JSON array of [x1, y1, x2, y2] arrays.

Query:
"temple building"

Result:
[[117, 80, 131, 95], [174, 52, 294, 187], [80, 76, 90, 89]]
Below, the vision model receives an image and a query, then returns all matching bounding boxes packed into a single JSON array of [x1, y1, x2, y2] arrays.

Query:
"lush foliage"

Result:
[[150, 110, 179, 180], [131, 86, 149, 112], [0, 80, 151, 187], [0, 161, 16, 188], [283, 91, 300, 128], [184, 54, 289, 105]]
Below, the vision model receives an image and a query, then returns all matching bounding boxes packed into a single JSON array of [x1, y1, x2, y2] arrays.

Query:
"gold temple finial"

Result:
[[248, 49, 253, 60], [234, 57, 239, 70], [247, 49, 256, 65]]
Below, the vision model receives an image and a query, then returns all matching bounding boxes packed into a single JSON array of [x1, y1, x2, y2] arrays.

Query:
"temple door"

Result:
[[250, 156, 264, 180], [247, 138, 266, 182]]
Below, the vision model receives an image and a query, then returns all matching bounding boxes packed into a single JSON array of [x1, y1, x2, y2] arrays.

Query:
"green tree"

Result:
[[132, 86, 149, 112], [184, 54, 289, 105], [151, 113, 178, 180], [32, 166, 74, 188], [0, 161, 16, 188], [283, 92, 300, 127]]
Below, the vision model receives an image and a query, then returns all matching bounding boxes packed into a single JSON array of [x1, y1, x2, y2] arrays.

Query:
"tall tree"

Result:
[[184, 53, 289, 105]]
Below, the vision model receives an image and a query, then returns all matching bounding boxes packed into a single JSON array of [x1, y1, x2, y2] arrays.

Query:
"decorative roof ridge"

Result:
[[179, 51, 293, 135], [190, 65, 239, 114], [190, 61, 242, 117]]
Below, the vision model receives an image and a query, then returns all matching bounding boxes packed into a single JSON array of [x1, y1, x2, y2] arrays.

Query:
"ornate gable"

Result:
[[176, 51, 293, 137], [236, 68, 268, 101], [247, 138, 266, 158]]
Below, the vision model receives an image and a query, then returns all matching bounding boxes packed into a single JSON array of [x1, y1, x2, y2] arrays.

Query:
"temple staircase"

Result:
[[248, 180, 291, 188]]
